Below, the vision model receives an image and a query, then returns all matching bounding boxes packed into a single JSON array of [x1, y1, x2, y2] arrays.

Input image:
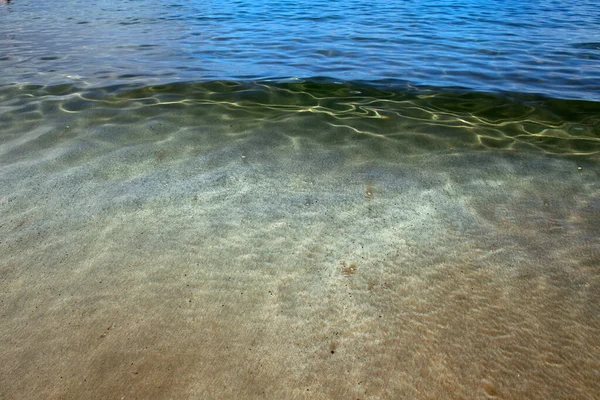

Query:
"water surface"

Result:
[[2, 0, 600, 100], [1, 1, 600, 399]]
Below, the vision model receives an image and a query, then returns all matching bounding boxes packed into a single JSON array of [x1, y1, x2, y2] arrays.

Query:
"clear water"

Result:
[[1, 1, 600, 399]]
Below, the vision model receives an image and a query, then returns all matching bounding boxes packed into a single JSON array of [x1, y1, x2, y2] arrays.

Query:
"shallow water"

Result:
[[1, 81, 599, 399], [1, 1, 600, 399]]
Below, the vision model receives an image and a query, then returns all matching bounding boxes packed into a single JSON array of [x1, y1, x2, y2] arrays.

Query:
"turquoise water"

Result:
[[1, 1, 600, 399]]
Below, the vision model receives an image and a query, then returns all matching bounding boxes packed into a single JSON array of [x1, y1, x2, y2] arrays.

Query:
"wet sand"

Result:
[[1, 89, 599, 399]]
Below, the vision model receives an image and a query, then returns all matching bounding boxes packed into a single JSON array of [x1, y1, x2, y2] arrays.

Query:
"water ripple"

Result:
[[1, 0, 599, 101], [1, 80, 598, 157]]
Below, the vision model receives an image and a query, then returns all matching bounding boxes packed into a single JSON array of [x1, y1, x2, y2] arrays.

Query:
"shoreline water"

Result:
[[3, 0, 600, 397], [1, 80, 599, 398]]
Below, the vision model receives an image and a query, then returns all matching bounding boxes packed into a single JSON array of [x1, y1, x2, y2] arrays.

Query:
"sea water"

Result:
[[1, 1, 599, 399]]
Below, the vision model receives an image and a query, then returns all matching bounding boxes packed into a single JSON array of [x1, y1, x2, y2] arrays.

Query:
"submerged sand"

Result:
[[1, 89, 599, 399]]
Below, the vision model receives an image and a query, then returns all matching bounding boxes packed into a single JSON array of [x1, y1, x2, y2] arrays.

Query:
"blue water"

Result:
[[1, 0, 599, 101]]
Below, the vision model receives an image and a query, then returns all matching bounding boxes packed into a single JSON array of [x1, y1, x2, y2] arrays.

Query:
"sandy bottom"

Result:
[[1, 106, 599, 399]]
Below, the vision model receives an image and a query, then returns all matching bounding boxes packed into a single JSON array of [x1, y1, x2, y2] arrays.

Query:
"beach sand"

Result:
[[1, 91, 599, 399]]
